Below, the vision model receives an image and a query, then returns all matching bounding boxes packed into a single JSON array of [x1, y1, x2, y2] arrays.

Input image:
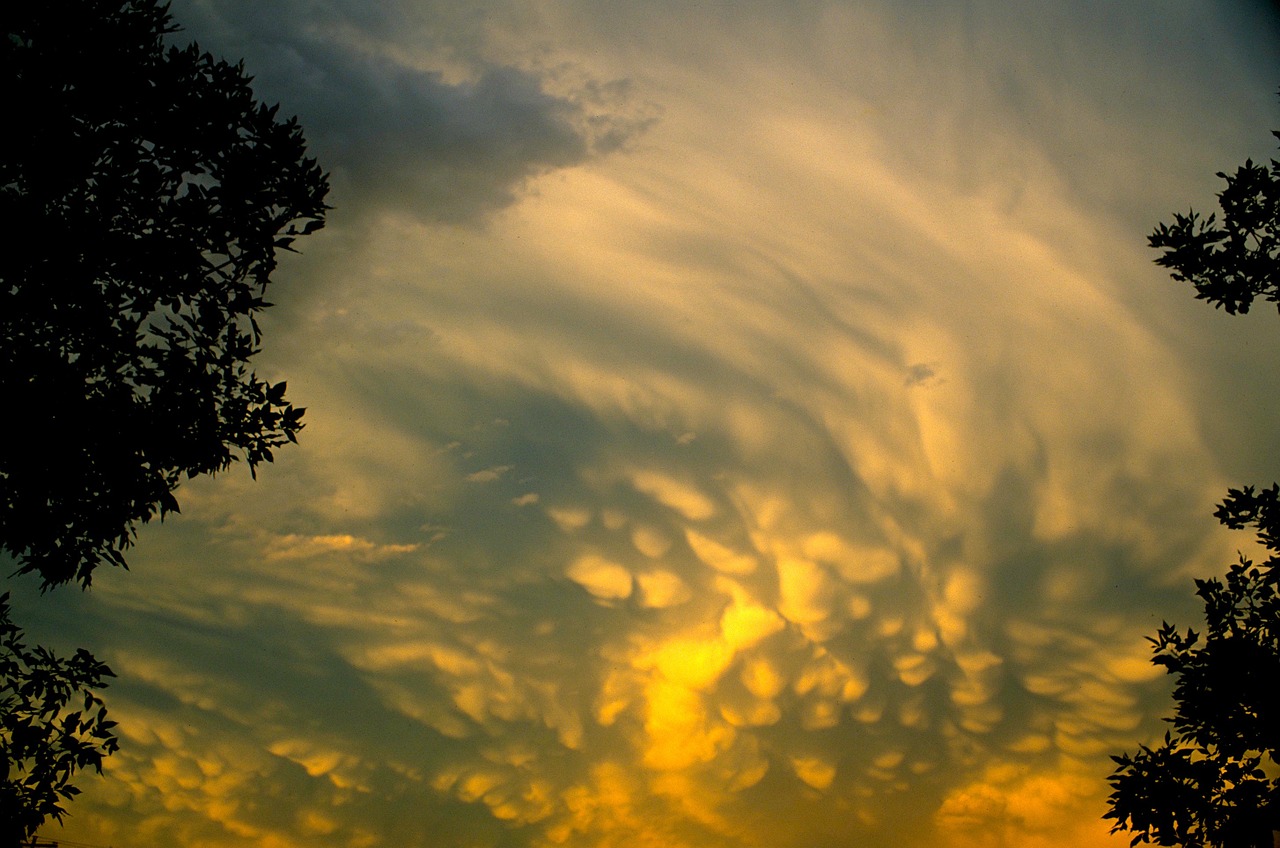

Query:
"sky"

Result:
[[8, 2, 1280, 847]]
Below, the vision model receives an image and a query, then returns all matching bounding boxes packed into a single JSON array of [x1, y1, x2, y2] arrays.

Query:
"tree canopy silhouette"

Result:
[[1, 0, 330, 590], [1149, 133, 1280, 316], [0, 593, 118, 848], [1105, 122, 1280, 848]]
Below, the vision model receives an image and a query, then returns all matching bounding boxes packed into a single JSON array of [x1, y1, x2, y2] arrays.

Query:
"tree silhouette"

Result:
[[1, 0, 330, 589], [2, 0, 327, 839], [1106, 123, 1280, 848], [1149, 134, 1280, 316], [1, 593, 118, 848]]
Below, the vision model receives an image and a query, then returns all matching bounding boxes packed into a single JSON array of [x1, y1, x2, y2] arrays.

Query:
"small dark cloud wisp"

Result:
[[904, 362, 937, 387]]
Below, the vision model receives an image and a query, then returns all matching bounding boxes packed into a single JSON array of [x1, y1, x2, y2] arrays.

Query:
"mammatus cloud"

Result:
[[9, 1, 1280, 848], [20, 160, 1238, 845]]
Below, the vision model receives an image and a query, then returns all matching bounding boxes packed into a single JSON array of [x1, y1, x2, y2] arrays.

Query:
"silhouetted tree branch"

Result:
[[1, 0, 330, 589], [1106, 108, 1280, 848], [1148, 130, 1280, 316], [1, 0, 328, 839], [1, 593, 118, 848]]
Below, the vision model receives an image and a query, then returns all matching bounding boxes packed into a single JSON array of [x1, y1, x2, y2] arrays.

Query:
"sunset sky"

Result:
[[9, 2, 1280, 847]]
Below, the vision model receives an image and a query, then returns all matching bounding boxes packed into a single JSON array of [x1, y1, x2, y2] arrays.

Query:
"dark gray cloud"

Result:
[[168, 0, 651, 224]]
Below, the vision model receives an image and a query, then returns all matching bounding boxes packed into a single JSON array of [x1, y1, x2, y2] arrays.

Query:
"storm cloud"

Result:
[[167, 0, 653, 223], [9, 2, 1280, 848]]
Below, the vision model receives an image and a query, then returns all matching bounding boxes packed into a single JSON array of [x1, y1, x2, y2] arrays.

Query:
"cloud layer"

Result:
[[9, 2, 1280, 848]]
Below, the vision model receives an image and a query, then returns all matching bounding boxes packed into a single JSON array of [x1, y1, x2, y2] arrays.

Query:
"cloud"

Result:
[[264, 533, 421, 560], [9, 2, 1280, 848], [168, 0, 653, 224], [465, 464, 513, 483], [565, 553, 633, 600]]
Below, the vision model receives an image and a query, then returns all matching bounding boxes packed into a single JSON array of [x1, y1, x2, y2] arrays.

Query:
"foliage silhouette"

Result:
[[1, 0, 330, 589], [1148, 132, 1280, 316], [1106, 117, 1280, 848], [1, 593, 118, 848]]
